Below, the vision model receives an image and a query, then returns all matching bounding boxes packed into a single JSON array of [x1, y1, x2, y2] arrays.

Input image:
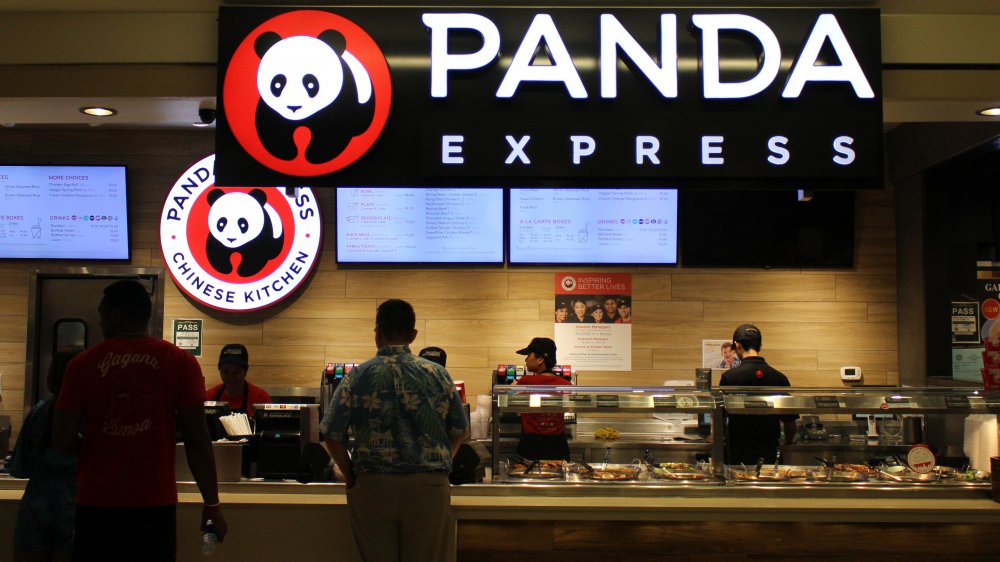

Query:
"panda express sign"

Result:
[[160, 155, 322, 312], [215, 7, 882, 189]]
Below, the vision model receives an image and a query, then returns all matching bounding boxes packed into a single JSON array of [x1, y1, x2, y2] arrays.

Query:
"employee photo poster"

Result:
[[554, 273, 631, 370], [702, 339, 740, 371]]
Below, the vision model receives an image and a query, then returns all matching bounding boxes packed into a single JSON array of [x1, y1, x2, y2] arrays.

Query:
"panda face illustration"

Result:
[[207, 191, 269, 249], [257, 35, 345, 122]]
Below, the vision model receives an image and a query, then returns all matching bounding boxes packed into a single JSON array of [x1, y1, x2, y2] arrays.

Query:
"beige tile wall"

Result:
[[0, 130, 898, 439]]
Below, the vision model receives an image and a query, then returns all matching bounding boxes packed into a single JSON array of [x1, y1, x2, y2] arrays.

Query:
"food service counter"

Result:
[[3, 477, 999, 562]]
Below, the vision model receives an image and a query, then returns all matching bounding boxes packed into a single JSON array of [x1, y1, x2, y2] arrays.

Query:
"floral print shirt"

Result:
[[320, 345, 468, 474]]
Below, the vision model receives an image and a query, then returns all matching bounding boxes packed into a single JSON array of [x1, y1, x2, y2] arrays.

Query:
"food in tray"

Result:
[[730, 469, 790, 482], [594, 427, 621, 441], [806, 470, 869, 483], [508, 460, 566, 478], [649, 465, 709, 480], [582, 467, 640, 481], [832, 463, 878, 476]]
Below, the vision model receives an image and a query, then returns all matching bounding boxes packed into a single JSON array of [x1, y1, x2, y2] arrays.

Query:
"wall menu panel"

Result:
[[335, 187, 503, 263], [0, 165, 129, 260], [509, 188, 677, 264]]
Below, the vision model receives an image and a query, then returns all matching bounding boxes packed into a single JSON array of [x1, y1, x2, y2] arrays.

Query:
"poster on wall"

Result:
[[173, 318, 203, 357], [702, 339, 740, 371], [554, 273, 631, 371], [951, 301, 979, 345]]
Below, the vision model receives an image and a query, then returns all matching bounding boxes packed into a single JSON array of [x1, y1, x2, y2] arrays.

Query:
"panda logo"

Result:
[[205, 188, 285, 277], [254, 30, 375, 164]]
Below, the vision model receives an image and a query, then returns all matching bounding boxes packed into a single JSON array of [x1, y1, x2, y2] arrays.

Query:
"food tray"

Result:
[[806, 470, 869, 483]]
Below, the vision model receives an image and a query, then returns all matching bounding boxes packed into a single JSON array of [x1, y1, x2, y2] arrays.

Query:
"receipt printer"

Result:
[[255, 404, 320, 479]]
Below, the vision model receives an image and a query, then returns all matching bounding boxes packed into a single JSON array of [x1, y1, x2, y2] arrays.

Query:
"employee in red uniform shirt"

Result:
[[514, 337, 571, 460], [206, 344, 272, 418]]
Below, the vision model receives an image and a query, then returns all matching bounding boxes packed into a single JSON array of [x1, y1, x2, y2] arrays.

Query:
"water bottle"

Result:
[[202, 520, 218, 556]]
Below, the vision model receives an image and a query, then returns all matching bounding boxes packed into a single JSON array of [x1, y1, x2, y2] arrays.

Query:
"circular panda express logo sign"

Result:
[[160, 155, 322, 312], [223, 10, 391, 177]]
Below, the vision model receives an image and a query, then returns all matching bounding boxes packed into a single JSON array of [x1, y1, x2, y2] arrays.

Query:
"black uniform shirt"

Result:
[[719, 356, 796, 440]]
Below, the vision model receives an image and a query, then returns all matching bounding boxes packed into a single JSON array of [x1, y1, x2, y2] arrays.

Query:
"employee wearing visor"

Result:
[[514, 337, 571, 461], [206, 344, 272, 418]]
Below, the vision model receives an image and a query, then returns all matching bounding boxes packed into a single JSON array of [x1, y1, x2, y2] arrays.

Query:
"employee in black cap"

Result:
[[719, 324, 797, 465], [418, 346, 447, 367], [514, 337, 572, 460], [206, 343, 272, 418]]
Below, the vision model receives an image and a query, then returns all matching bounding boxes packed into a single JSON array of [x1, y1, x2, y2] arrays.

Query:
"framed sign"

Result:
[[216, 7, 882, 189]]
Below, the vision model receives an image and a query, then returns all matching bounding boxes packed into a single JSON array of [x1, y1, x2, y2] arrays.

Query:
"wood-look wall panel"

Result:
[[323, 345, 380, 364], [632, 274, 672, 299], [288, 270, 347, 299], [0, 321, 28, 343], [817, 350, 899, 372], [508, 271, 559, 299], [0, 363, 25, 390], [0, 293, 27, 315], [270, 297, 375, 320], [631, 347, 653, 370], [785, 369, 886, 387], [854, 251, 897, 274], [755, 322, 897, 351], [672, 273, 836, 302], [0, 267, 29, 295], [638, 301, 704, 323], [868, 302, 898, 323], [580, 371, 691, 386], [855, 226, 896, 255], [836, 274, 897, 302], [409, 298, 540, 320], [425, 319, 552, 349], [199, 344, 326, 368], [236, 364, 322, 388], [632, 322, 737, 348], [0, 343, 24, 363], [703, 301, 868, 323], [345, 271, 509, 300], [264, 318, 375, 346], [857, 202, 896, 228], [196, 318, 263, 345], [651, 348, 703, 371], [759, 348, 819, 371]]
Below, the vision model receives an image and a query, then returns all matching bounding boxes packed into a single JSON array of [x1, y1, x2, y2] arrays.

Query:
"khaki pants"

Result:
[[346, 471, 455, 562]]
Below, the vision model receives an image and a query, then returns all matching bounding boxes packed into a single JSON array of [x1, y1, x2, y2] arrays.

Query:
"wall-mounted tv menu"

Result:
[[509, 188, 678, 265], [336, 187, 504, 264], [0, 165, 129, 260]]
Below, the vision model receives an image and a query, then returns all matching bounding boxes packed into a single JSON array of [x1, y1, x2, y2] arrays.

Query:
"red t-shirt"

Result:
[[205, 382, 272, 417], [56, 336, 205, 507], [515, 373, 570, 436]]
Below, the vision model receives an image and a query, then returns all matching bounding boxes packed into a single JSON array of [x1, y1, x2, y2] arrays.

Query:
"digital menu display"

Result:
[[509, 188, 678, 264], [336, 187, 503, 263], [0, 165, 129, 260]]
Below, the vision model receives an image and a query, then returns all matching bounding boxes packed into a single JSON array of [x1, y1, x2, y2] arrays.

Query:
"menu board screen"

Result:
[[0, 165, 129, 260], [509, 188, 678, 264], [335, 187, 503, 263]]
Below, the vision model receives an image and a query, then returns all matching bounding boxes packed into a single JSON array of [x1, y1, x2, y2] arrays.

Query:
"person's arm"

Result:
[[324, 437, 356, 488], [177, 404, 228, 542], [449, 427, 470, 460], [52, 408, 82, 455]]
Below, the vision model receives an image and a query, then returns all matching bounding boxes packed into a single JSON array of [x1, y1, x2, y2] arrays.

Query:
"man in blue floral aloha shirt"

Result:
[[321, 298, 469, 562]]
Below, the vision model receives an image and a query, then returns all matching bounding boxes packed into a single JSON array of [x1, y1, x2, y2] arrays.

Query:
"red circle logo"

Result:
[[984, 298, 1000, 320], [223, 10, 391, 177]]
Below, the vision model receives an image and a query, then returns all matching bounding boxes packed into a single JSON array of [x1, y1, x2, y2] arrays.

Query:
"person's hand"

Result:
[[202, 504, 228, 542]]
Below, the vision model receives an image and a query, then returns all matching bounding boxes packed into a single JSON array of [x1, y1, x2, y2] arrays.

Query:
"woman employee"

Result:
[[206, 343, 272, 417], [514, 337, 571, 460]]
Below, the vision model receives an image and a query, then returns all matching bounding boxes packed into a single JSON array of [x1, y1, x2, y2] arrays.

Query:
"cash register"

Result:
[[254, 403, 320, 479]]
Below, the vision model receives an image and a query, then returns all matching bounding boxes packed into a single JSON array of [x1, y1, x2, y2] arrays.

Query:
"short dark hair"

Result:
[[101, 280, 152, 324], [376, 299, 416, 340]]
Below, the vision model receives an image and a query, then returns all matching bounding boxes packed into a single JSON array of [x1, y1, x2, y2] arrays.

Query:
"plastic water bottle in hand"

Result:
[[202, 520, 218, 555]]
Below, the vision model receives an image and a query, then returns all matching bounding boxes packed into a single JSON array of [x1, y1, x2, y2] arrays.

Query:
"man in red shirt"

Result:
[[514, 337, 571, 460], [206, 343, 272, 417], [54, 280, 227, 561]]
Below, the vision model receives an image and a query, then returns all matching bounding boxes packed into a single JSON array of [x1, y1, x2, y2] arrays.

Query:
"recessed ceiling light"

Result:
[[192, 122, 211, 128], [80, 106, 117, 117], [977, 107, 1000, 117]]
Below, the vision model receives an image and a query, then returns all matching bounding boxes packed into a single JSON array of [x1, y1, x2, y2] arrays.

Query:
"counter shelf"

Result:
[[491, 386, 723, 482]]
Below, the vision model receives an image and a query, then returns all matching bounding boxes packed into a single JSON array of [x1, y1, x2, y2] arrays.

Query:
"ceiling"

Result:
[[1, 0, 1000, 129]]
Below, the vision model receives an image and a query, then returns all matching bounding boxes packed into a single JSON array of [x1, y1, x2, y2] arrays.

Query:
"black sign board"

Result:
[[743, 400, 773, 409], [653, 396, 675, 408], [216, 7, 882, 189], [596, 394, 620, 408]]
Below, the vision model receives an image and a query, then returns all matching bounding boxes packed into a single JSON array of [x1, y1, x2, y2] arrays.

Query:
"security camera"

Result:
[[198, 108, 217, 125]]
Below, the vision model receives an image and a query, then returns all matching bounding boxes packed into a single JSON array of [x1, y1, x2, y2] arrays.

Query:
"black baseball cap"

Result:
[[218, 343, 249, 368], [516, 337, 557, 363], [418, 346, 447, 367], [732, 324, 762, 349]]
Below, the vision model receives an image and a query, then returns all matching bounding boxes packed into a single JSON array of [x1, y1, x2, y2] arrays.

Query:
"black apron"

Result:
[[213, 381, 250, 415]]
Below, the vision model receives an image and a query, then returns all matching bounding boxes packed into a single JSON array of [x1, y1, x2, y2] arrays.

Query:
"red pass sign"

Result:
[[906, 444, 936, 473]]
